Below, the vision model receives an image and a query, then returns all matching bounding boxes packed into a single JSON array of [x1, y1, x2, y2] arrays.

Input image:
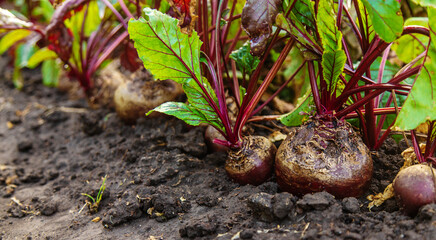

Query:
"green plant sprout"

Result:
[[81, 175, 107, 214]]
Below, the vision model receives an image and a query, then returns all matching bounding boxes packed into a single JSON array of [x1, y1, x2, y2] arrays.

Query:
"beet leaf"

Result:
[[150, 101, 220, 128], [229, 43, 260, 77], [0, 29, 31, 54], [41, 59, 60, 87], [278, 90, 313, 127], [276, 12, 321, 57], [392, 18, 428, 63], [129, 8, 224, 131], [395, 7, 436, 130], [291, 0, 315, 30], [317, 0, 346, 97], [361, 0, 403, 43], [27, 47, 57, 68], [356, 0, 375, 45], [128, 8, 202, 81], [181, 78, 223, 130]]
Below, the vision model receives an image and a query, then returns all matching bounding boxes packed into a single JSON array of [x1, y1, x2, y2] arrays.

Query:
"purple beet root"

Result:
[[393, 163, 436, 216], [225, 135, 276, 185], [275, 120, 373, 198]]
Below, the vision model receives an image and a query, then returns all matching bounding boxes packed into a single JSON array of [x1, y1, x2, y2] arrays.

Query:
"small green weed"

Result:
[[81, 175, 107, 214]]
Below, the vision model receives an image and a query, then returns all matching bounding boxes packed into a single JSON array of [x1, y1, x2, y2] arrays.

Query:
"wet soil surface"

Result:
[[1, 71, 436, 239]]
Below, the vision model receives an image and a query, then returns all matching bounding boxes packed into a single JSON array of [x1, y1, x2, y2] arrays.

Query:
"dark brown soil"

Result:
[[1, 64, 436, 239]]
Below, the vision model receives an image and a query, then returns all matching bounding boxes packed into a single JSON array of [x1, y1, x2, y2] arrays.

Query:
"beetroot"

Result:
[[393, 163, 436, 216], [275, 120, 373, 198], [114, 78, 183, 123], [225, 136, 276, 185]]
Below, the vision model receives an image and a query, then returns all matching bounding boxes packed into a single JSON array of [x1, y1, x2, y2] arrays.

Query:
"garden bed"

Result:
[[0, 67, 435, 239]]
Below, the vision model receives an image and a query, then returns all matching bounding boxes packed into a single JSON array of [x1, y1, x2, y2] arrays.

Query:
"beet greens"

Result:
[[44, 0, 142, 93], [395, 4, 436, 164], [129, 0, 299, 148], [266, 0, 430, 150], [0, 5, 48, 88], [0, 0, 151, 93]]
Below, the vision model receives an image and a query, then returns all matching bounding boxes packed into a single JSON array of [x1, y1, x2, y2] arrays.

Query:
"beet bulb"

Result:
[[225, 136, 276, 185], [275, 120, 373, 198], [393, 163, 436, 216], [114, 77, 183, 123]]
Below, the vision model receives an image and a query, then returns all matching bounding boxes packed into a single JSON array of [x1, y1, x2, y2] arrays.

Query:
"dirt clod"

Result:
[[102, 191, 142, 228], [179, 216, 217, 238], [272, 192, 294, 219], [17, 140, 33, 152], [247, 192, 295, 221], [416, 204, 436, 221], [138, 186, 191, 222], [342, 197, 360, 213], [80, 112, 103, 136], [247, 192, 274, 221], [196, 194, 219, 207], [39, 199, 58, 216], [240, 229, 254, 239], [297, 191, 335, 210]]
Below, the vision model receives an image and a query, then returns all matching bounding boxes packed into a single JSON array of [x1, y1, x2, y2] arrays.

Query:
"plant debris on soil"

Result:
[[1, 68, 436, 239]]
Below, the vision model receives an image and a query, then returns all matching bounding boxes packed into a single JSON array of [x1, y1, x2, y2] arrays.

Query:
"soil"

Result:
[[1, 62, 436, 239]]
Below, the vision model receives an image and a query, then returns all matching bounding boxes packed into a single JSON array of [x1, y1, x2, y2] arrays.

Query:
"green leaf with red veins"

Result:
[[276, 13, 321, 59], [130, 8, 223, 130], [361, 0, 403, 43], [183, 78, 224, 131], [357, 0, 375, 43], [241, 0, 282, 56], [392, 18, 429, 63], [317, 0, 342, 52], [321, 50, 346, 95], [148, 78, 224, 130], [291, 0, 315, 31], [128, 8, 202, 82], [317, 0, 346, 95], [148, 101, 220, 128], [395, 7, 436, 130]]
